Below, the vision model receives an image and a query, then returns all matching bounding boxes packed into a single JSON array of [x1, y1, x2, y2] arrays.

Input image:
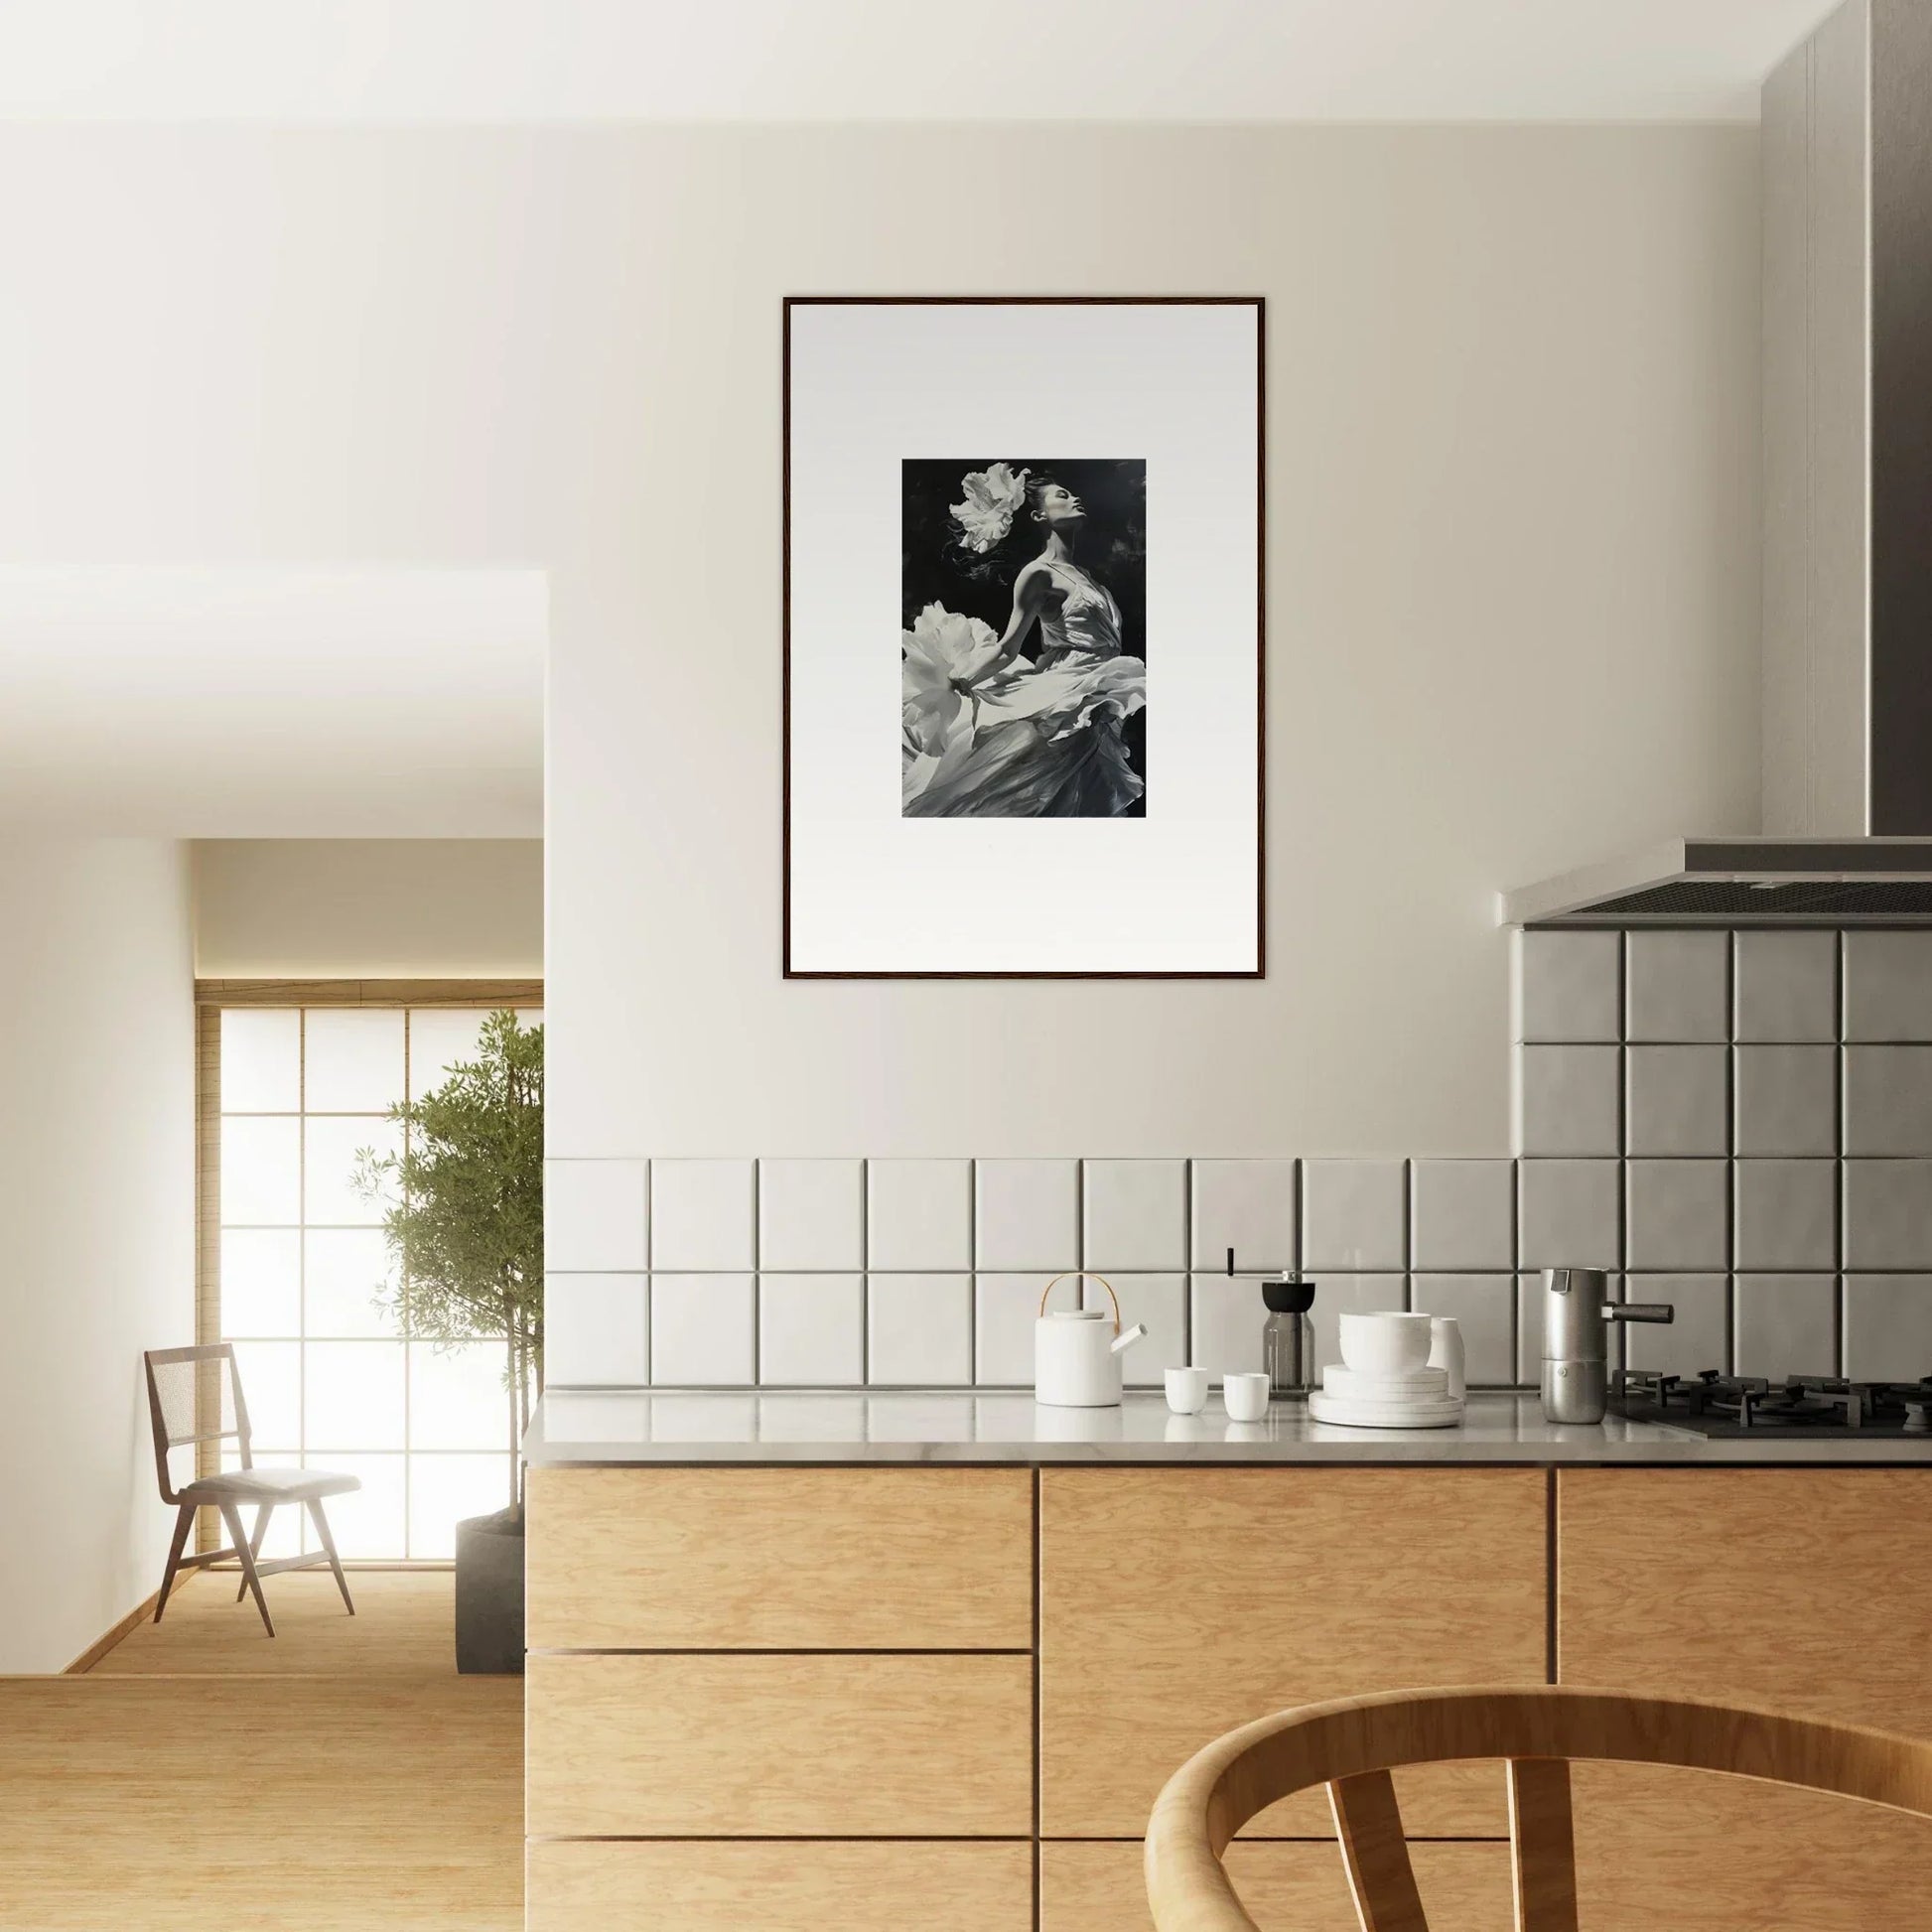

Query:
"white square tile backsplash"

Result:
[[1733, 1274, 1839, 1382], [1188, 1272, 1265, 1376], [867, 1273, 972, 1386], [1410, 1161, 1514, 1272], [1626, 930, 1729, 1042], [650, 1160, 756, 1272], [1516, 1046, 1621, 1157], [1302, 1161, 1406, 1271], [650, 1273, 755, 1383], [867, 1160, 972, 1271], [974, 1273, 1048, 1385], [544, 1159, 647, 1273], [1515, 929, 1620, 1042], [973, 1160, 1079, 1272], [1189, 1159, 1296, 1272], [757, 1159, 864, 1271], [551, 927, 1932, 1393], [758, 1273, 864, 1385], [1843, 931, 1932, 1041], [545, 1274, 647, 1385], [1082, 1160, 1187, 1272]]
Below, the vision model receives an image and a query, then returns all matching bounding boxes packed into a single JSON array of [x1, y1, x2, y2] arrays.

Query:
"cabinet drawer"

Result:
[[528, 1841, 1035, 1931], [1041, 1840, 1513, 1932], [1572, 1765, 1932, 1931], [1558, 1469, 1932, 1727], [526, 1466, 1033, 1650], [526, 1653, 1034, 1837], [1039, 1468, 1546, 1838]]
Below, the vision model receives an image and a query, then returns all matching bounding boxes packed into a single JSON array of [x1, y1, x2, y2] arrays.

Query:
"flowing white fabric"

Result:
[[901, 562, 1147, 819]]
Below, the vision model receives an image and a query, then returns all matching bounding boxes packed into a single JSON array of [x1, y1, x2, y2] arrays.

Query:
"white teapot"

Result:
[[1034, 1272, 1148, 1408]]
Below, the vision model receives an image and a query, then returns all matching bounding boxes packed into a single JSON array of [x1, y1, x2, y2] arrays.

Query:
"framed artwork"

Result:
[[784, 296, 1264, 978]]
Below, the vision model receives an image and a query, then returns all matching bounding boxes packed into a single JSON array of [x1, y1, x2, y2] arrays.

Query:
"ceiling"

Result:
[[0, 568, 545, 838], [0, 0, 1841, 124]]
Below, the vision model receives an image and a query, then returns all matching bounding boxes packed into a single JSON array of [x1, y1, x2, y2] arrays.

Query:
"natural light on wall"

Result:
[[216, 1005, 541, 1560]]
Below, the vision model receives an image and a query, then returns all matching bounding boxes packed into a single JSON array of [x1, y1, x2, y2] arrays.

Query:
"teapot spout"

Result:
[[1111, 1321, 1150, 1355]]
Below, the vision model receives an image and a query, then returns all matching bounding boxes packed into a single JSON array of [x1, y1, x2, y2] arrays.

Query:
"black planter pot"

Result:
[[455, 1505, 525, 1675]]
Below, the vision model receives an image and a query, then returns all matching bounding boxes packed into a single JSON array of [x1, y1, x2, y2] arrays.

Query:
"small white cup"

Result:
[[1165, 1366, 1210, 1415], [1426, 1315, 1466, 1400], [1222, 1371, 1271, 1423]]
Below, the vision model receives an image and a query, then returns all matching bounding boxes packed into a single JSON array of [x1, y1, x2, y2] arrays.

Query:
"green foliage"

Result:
[[352, 1011, 544, 1443]]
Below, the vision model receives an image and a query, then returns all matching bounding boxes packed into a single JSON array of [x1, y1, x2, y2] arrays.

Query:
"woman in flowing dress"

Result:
[[901, 468, 1146, 818]]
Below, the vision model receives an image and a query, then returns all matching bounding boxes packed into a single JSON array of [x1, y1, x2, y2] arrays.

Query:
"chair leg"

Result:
[[153, 1501, 197, 1624], [219, 1500, 275, 1637], [307, 1496, 355, 1616], [235, 1502, 273, 1602]]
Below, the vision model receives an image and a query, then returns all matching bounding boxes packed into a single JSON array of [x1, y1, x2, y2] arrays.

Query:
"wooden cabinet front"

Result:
[[1038, 1467, 1548, 1838], [526, 1651, 1034, 1838], [1040, 1840, 1514, 1932], [528, 1842, 1035, 1931], [526, 1465, 1033, 1650], [1558, 1469, 1932, 1928]]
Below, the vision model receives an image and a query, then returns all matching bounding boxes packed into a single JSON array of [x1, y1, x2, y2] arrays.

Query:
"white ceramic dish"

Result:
[[1308, 1389, 1465, 1430], [1322, 1363, 1450, 1402], [1336, 1311, 1436, 1376]]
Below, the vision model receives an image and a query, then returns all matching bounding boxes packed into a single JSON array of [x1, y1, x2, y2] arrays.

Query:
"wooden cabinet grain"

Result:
[[1558, 1469, 1932, 1928], [525, 1651, 1034, 1837], [1041, 1840, 1513, 1932], [525, 1465, 1033, 1650], [527, 1842, 1035, 1931], [1038, 1467, 1547, 1838]]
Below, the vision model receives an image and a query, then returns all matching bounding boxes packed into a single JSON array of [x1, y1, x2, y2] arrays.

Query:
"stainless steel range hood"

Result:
[[1502, 0, 1932, 929], [1501, 838, 1932, 927]]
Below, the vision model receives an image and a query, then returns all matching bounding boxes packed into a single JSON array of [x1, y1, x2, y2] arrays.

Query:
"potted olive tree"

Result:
[[354, 1009, 543, 1674]]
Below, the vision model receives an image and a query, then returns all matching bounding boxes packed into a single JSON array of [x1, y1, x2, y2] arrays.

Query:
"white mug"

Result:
[[1165, 1366, 1210, 1415], [1427, 1315, 1466, 1400], [1222, 1371, 1271, 1423]]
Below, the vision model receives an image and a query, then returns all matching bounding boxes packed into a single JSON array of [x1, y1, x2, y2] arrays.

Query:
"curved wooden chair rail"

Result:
[[1144, 1685, 1932, 1932]]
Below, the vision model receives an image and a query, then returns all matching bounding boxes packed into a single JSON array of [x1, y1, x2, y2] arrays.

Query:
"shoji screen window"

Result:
[[215, 1002, 539, 1560]]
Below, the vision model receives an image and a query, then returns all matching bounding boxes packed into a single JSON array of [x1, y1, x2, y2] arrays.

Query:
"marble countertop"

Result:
[[523, 1389, 1932, 1465]]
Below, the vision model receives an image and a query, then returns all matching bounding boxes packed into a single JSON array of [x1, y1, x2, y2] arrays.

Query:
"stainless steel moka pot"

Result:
[[1541, 1267, 1673, 1424]]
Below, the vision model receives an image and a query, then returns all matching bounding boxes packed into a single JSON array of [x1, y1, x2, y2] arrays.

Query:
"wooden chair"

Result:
[[143, 1343, 361, 1638], [1144, 1684, 1932, 1931]]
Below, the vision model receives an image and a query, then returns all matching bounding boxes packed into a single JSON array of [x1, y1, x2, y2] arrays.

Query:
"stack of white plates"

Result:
[[1308, 1362, 1464, 1429]]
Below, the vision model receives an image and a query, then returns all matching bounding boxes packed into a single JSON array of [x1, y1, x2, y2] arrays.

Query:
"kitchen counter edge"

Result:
[[522, 1390, 1932, 1466]]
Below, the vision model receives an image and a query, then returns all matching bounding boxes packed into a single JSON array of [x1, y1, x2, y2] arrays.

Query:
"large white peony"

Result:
[[949, 462, 1030, 553], [901, 603, 998, 759]]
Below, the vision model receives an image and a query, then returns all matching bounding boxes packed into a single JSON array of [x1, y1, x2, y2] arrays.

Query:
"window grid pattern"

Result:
[[215, 1004, 537, 1560]]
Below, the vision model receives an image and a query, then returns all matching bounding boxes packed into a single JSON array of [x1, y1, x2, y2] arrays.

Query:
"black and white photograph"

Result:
[[900, 458, 1147, 819], [785, 297, 1262, 977]]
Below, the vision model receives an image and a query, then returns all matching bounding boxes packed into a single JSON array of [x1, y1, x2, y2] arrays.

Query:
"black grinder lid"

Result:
[[1261, 1276, 1315, 1313]]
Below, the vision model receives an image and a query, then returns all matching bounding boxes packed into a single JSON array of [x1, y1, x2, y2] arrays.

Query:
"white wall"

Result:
[[0, 840, 194, 1672], [0, 124, 1760, 1160], [194, 839, 544, 977]]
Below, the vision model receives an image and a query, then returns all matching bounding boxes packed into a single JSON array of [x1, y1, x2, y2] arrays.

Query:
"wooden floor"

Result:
[[0, 1571, 522, 1930]]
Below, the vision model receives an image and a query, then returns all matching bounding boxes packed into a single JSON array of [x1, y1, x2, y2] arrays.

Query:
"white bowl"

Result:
[[1337, 1311, 1436, 1376]]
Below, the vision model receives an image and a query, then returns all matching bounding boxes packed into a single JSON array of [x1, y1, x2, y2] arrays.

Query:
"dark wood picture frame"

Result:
[[782, 295, 1266, 981]]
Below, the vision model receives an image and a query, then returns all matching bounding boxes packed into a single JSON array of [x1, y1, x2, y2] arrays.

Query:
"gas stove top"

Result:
[[1611, 1370, 1932, 1438]]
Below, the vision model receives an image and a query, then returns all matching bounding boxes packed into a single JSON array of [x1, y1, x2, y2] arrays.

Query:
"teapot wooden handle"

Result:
[[1038, 1271, 1122, 1334]]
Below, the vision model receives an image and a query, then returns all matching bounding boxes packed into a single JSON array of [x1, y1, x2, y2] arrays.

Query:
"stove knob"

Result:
[[1905, 1402, 1930, 1436]]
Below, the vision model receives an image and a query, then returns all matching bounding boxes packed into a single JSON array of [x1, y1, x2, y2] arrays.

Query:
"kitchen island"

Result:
[[522, 1390, 1932, 1932]]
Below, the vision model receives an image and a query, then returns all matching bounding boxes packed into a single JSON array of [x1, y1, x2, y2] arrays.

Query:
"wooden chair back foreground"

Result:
[[1144, 1685, 1932, 1932]]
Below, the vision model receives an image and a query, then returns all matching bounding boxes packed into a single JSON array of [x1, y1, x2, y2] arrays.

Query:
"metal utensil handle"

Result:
[[1609, 1303, 1675, 1323], [1038, 1271, 1121, 1335]]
